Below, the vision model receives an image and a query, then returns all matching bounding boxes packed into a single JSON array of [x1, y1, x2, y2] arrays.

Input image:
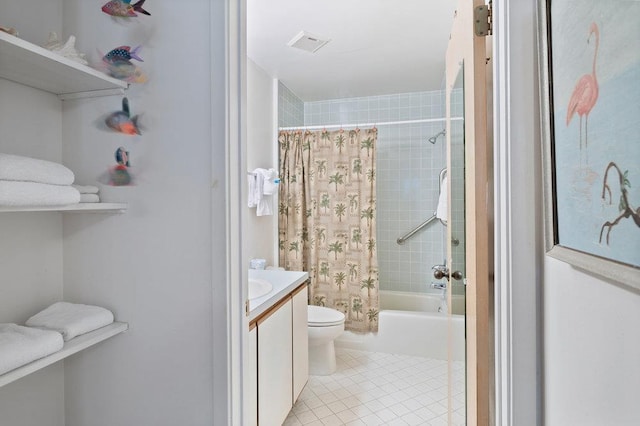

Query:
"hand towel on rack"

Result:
[[72, 184, 99, 194], [26, 302, 114, 341], [0, 323, 64, 375], [0, 153, 75, 185], [257, 194, 273, 216], [248, 168, 273, 215], [0, 181, 81, 207], [260, 168, 279, 195], [436, 176, 448, 220], [247, 171, 262, 208], [79, 193, 100, 203]]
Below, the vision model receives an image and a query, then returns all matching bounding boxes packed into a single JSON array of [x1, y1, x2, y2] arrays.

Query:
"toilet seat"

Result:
[[308, 305, 345, 327]]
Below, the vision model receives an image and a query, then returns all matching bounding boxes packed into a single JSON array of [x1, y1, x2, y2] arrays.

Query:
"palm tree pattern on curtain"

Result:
[[279, 128, 379, 332]]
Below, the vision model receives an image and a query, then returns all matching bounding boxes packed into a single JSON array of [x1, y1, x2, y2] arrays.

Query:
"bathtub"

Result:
[[334, 290, 466, 361]]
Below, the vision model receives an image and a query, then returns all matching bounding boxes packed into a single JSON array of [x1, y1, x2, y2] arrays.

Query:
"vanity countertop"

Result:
[[248, 269, 308, 322]]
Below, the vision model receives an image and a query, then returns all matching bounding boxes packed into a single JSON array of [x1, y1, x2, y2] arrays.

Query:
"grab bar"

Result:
[[397, 167, 448, 245], [396, 212, 438, 245]]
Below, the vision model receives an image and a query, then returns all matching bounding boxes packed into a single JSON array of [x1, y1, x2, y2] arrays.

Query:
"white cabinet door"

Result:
[[247, 325, 258, 426], [257, 299, 292, 426], [291, 285, 309, 403]]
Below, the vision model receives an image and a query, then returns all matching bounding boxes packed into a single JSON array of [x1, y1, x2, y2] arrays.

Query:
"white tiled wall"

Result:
[[278, 82, 304, 128], [304, 91, 448, 294]]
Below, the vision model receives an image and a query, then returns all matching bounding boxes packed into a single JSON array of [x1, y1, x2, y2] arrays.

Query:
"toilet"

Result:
[[307, 305, 345, 376]]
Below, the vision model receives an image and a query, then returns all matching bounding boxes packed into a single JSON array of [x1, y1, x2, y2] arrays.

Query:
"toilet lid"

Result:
[[308, 305, 345, 326]]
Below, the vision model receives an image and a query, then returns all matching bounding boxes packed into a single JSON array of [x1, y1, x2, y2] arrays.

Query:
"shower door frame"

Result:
[[446, 0, 494, 424]]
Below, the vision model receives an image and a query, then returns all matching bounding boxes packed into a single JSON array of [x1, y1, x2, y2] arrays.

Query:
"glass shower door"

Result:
[[447, 64, 466, 425]]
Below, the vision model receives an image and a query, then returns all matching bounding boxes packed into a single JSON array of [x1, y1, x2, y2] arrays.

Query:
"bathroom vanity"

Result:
[[247, 270, 309, 426]]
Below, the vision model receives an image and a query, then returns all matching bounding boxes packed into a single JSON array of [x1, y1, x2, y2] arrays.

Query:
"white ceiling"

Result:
[[247, 0, 457, 102]]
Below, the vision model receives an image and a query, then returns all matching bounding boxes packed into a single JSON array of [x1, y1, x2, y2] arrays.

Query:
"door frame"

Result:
[[492, 1, 543, 425], [222, 0, 519, 424], [446, 1, 494, 424], [221, 0, 247, 424]]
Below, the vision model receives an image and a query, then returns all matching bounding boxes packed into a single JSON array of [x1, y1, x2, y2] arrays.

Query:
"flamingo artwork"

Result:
[[566, 22, 600, 154]]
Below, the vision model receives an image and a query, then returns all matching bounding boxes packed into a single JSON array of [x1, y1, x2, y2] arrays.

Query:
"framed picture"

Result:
[[538, 0, 640, 289]]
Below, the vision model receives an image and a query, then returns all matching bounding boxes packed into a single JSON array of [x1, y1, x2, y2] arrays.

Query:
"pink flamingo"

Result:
[[566, 22, 600, 154]]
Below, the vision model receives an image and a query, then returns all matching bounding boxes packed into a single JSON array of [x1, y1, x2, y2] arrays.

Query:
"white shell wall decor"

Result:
[[0, 26, 18, 36], [43, 32, 88, 66]]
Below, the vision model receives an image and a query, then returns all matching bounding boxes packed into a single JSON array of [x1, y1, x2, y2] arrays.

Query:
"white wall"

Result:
[[497, 1, 640, 425], [246, 59, 277, 266], [1, 0, 230, 424], [543, 258, 640, 425], [0, 2, 67, 425], [58, 1, 221, 425]]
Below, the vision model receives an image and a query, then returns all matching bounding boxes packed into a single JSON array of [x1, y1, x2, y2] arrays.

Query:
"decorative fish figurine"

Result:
[[103, 46, 143, 63], [110, 164, 132, 186], [105, 60, 148, 83], [105, 97, 141, 135], [101, 0, 151, 18], [110, 147, 132, 186]]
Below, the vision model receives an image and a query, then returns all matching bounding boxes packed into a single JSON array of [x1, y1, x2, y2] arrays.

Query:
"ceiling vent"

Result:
[[287, 31, 330, 53]]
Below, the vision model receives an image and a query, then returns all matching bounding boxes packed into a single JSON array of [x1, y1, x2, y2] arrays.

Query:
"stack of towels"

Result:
[[73, 184, 101, 203], [248, 168, 279, 216], [0, 302, 114, 376], [0, 153, 80, 207]]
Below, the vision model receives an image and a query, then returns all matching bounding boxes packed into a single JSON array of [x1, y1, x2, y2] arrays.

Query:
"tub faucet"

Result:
[[431, 282, 448, 313], [431, 282, 446, 290]]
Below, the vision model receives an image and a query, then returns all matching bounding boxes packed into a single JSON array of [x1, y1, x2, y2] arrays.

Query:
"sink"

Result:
[[248, 278, 272, 300]]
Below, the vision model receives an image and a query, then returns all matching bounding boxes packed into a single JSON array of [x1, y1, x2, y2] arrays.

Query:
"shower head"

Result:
[[428, 129, 446, 144]]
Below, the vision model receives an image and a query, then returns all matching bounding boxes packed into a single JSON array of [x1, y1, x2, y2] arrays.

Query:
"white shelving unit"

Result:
[[0, 31, 129, 215], [0, 31, 127, 98], [0, 322, 129, 388], [0, 203, 128, 213], [0, 28, 130, 389]]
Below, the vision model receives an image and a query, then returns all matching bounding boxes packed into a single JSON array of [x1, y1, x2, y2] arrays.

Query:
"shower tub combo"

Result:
[[334, 290, 465, 361]]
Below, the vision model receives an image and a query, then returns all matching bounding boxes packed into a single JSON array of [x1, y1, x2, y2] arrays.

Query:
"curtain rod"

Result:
[[279, 117, 463, 131]]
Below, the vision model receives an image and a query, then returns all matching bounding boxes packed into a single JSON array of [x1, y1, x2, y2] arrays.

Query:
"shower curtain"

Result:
[[278, 128, 379, 332]]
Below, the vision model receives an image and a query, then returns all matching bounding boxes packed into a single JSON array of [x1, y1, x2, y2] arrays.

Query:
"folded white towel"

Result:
[[26, 302, 114, 341], [80, 193, 100, 203], [0, 181, 81, 207], [436, 176, 448, 221], [72, 184, 99, 194], [0, 153, 75, 186], [0, 323, 64, 375]]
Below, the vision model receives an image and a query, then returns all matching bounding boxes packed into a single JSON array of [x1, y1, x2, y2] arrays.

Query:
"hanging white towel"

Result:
[[260, 168, 279, 195], [247, 171, 262, 208], [436, 176, 448, 220], [248, 168, 273, 215], [0, 323, 64, 375], [26, 302, 114, 341], [0, 153, 75, 185], [0, 181, 81, 207], [257, 194, 273, 216]]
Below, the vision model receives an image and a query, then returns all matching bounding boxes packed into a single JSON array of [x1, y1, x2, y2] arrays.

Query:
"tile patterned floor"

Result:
[[284, 348, 465, 426]]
